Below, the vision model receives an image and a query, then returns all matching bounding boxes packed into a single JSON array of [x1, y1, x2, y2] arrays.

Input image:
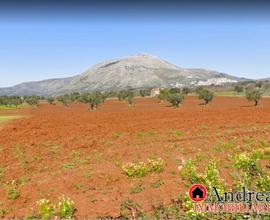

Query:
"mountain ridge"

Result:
[[0, 54, 247, 96]]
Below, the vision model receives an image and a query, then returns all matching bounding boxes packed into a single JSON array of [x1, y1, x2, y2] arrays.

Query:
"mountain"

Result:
[[0, 54, 246, 96]]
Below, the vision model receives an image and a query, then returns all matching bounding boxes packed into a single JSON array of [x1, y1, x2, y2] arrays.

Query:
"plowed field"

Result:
[[0, 96, 269, 218]]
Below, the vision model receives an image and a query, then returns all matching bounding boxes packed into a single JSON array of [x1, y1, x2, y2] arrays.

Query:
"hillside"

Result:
[[0, 54, 245, 96]]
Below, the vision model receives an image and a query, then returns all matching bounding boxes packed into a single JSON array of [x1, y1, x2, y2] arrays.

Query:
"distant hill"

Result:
[[0, 54, 247, 96]]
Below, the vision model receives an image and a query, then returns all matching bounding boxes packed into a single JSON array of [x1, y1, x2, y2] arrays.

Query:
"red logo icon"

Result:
[[189, 184, 207, 202]]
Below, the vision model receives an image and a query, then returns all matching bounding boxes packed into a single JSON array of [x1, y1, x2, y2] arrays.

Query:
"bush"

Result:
[[122, 161, 149, 177], [202, 159, 225, 194], [234, 85, 243, 93], [56, 196, 76, 219], [5, 180, 20, 200], [139, 89, 150, 97], [25, 96, 39, 106], [256, 175, 270, 191], [122, 158, 165, 177], [179, 160, 199, 185], [36, 196, 75, 219], [166, 93, 185, 108], [157, 89, 169, 102], [234, 153, 261, 176], [182, 87, 192, 95], [36, 199, 54, 219], [233, 152, 262, 190], [245, 88, 262, 106], [197, 89, 214, 105], [57, 95, 71, 106], [46, 97, 54, 105], [117, 90, 129, 101]]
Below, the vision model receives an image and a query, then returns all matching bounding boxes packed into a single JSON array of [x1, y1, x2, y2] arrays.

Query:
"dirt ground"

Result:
[[0, 96, 270, 218]]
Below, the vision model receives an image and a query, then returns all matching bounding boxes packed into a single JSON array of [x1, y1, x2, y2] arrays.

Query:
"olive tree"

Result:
[[166, 93, 185, 108], [234, 85, 243, 93], [197, 89, 214, 105], [246, 89, 262, 106], [80, 92, 105, 110], [127, 91, 134, 107], [46, 97, 55, 105], [25, 96, 39, 106], [157, 89, 169, 102], [117, 91, 128, 101], [57, 95, 71, 106]]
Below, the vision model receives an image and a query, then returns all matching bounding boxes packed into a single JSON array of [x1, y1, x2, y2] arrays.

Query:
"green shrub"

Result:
[[245, 88, 262, 106], [179, 160, 199, 185], [197, 89, 214, 105], [157, 89, 169, 102], [56, 196, 76, 219], [166, 93, 185, 108], [46, 97, 54, 105], [57, 95, 71, 106], [233, 152, 268, 191], [234, 153, 261, 176], [36, 199, 54, 219], [25, 96, 39, 106], [122, 158, 165, 177], [202, 159, 225, 194], [147, 158, 166, 173], [5, 180, 20, 200], [36, 196, 75, 219], [234, 85, 244, 93], [213, 141, 235, 152], [122, 161, 149, 177], [256, 175, 270, 191]]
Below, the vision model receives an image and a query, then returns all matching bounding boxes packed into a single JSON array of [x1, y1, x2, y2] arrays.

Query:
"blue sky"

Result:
[[0, 1, 270, 87]]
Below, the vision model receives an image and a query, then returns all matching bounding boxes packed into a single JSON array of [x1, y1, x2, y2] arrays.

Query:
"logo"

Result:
[[189, 184, 207, 202]]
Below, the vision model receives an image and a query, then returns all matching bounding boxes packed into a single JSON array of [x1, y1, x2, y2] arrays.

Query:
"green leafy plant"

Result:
[[147, 157, 165, 173], [122, 157, 165, 177], [5, 180, 20, 200], [256, 175, 270, 191], [56, 196, 76, 219], [179, 160, 199, 185], [233, 153, 264, 189], [36, 199, 54, 219], [213, 141, 235, 152], [201, 159, 225, 194], [234, 153, 261, 176], [122, 161, 149, 177], [62, 162, 75, 170]]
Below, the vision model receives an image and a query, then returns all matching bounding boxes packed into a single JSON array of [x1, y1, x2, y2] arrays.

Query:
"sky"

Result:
[[0, 0, 270, 87]]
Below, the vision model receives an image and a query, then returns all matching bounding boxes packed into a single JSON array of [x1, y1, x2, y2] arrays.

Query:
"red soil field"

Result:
[[0, 96, 270, 218]]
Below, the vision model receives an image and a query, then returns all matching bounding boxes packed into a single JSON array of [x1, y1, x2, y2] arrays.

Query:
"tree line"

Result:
[[0, 86, 264, 110], [157, 85, 263, 107], [0, 95, 40, 107]]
